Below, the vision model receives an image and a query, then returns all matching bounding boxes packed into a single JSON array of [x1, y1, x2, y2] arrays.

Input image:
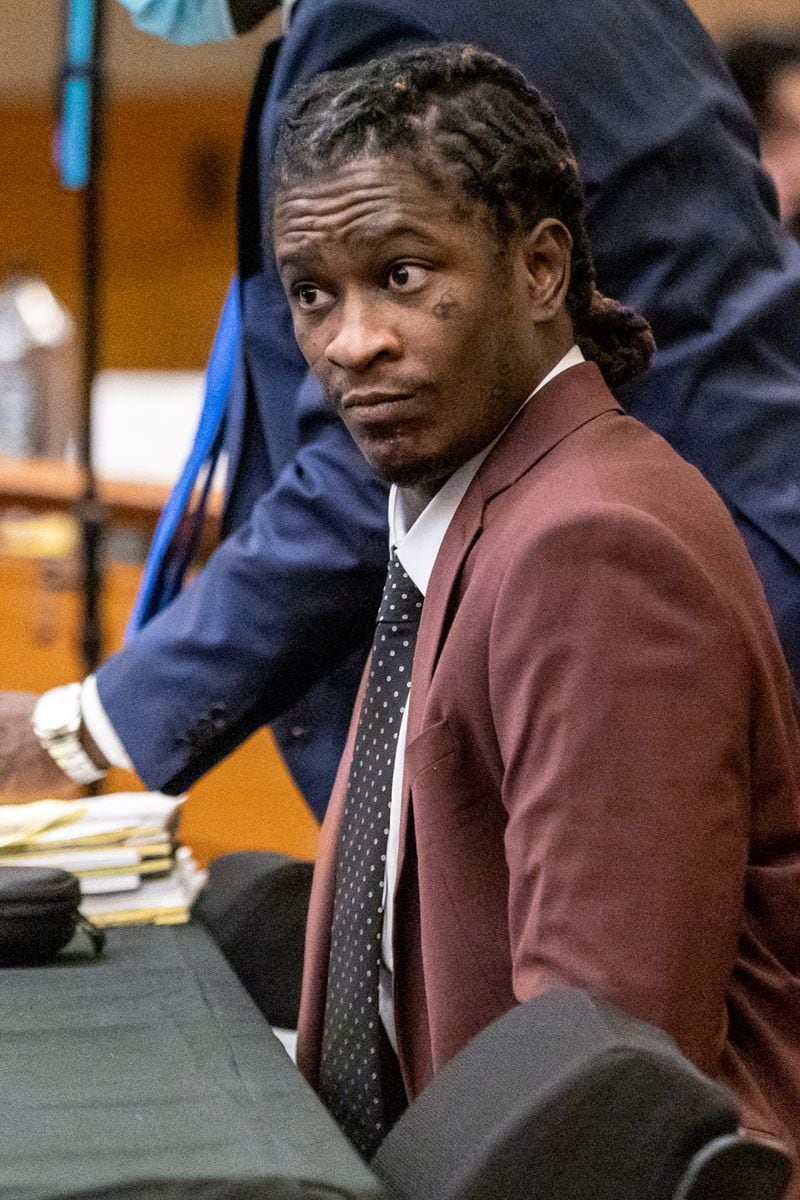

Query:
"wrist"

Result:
[[31, 684, 108, 785], [78, 720, 111, 773]]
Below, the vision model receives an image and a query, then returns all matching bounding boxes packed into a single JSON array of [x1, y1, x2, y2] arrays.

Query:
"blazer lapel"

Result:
[[404, 360, 620, 751], [391, 479, 485, 1097], [296, 659, 370, 1087]]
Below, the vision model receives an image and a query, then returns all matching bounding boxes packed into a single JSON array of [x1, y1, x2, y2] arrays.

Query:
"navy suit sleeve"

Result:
[[96, 370, 388, 795], [94, 4, 439, 797]]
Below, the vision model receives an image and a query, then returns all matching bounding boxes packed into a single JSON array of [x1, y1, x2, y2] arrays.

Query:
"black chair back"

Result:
[[373, 989, 791, 1200], [192, 850, 313, 1029]]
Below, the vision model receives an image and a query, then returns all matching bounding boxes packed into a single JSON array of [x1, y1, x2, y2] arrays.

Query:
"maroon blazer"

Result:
[[298, 363, 800, 1187]]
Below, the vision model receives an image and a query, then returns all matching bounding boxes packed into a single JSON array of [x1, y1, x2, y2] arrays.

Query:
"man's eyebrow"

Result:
[[350, 219, 440, 245], [275, 251, 310, 274]]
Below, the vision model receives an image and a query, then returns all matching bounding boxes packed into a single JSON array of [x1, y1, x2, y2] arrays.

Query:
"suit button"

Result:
[[186, 713, 223, 748], [290, 726, 308, 739], [208, 704, 227, 730]]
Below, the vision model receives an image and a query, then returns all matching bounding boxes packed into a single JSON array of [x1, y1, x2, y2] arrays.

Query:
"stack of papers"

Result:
[[0, 794, 206, 926]]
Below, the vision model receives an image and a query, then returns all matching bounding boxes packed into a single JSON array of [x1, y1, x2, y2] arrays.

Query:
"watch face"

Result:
[[33, 686, 81, 738]]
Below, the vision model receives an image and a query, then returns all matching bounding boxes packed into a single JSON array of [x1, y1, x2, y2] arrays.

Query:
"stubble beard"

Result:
[[322, 341, 523, 492]]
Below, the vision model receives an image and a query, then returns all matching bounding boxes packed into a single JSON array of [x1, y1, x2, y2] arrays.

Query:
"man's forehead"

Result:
[[273, 155, 464, 249]]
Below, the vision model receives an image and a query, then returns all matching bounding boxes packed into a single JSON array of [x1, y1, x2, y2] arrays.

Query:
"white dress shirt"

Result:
[[379, 345, 585, 1047]]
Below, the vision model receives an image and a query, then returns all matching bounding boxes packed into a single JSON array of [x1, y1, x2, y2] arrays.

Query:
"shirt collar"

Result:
[[390, 345, 585, 595], [282, 0, 300, 27]]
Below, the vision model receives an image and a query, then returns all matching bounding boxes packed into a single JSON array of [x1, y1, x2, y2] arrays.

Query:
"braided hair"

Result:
[[271, 44, 654, 389]]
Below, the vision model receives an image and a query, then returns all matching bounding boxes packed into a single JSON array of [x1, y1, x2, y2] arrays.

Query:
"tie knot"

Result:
[[377, 552, 424, 626]]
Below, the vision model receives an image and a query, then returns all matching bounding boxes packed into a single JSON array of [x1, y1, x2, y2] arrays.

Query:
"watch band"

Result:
[[32, 684, 107, 786]]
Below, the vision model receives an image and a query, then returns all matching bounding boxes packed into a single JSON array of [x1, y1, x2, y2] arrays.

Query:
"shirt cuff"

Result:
[[80, 675, 134, 772]]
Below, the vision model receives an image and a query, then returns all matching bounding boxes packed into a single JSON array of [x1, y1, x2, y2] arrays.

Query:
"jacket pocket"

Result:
[[405, 718, 457, 783]]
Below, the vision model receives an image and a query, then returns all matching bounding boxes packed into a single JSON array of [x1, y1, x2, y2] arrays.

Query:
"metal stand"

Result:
[[60, 0, 108, 675]]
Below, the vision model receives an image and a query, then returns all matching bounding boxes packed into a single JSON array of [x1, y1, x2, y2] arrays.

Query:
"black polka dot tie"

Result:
[[318, 551, 423, 1159]]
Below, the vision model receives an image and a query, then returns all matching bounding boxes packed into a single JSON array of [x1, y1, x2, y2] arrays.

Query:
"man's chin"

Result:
[[367, 449, 455, 492]]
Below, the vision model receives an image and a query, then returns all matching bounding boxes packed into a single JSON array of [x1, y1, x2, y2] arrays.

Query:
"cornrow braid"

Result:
[[272, 44, 654, 389]]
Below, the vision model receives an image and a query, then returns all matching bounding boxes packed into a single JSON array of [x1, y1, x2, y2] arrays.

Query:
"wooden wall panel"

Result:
[[1, 93, 246, 369]]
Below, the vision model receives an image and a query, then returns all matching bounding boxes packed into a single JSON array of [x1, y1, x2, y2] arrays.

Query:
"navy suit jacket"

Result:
[[96, 0, 800, 820]]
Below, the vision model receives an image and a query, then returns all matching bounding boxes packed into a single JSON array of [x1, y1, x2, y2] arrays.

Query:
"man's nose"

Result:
[[325, 295, 401, 371]]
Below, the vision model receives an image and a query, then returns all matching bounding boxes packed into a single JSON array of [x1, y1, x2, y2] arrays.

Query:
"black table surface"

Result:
[[0, 923, 383, 1200]]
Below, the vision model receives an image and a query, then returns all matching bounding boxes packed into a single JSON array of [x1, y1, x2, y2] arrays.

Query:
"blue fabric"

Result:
[[125, 278, 239, 638], [97, 0, 800, 821], [60, 0, 98, 189], [118, 0, 235, 44]]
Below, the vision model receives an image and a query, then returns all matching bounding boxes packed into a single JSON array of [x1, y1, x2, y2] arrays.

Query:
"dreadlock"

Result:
[[271, 44, 654, 389]]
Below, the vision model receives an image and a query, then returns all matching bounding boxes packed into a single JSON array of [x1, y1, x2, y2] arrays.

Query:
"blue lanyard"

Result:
[[126, 277, 239, 639]]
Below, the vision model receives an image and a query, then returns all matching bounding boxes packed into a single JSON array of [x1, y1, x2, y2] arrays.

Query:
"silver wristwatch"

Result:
[[32, 684, 107, 785]]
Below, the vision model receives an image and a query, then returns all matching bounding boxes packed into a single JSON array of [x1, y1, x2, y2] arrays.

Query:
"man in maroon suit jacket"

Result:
[[271, 45, 800, 1186]]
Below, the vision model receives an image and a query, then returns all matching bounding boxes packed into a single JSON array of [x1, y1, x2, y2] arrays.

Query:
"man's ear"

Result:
[[522, 219, 572, 322]]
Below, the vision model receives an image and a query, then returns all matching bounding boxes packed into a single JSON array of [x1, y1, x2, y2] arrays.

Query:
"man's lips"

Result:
[[341, 391, 414, 411], [340, 390, 419, 425]]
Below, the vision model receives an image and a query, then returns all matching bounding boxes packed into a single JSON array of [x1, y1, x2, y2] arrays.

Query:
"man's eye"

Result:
[[386, 263, 429, 292], [293, 283, 332, 311]]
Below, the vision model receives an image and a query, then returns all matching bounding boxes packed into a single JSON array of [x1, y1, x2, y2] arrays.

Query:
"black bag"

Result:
[[0, 865, 105, 966]]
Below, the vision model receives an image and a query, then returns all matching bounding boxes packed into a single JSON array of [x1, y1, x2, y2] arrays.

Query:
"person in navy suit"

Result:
[[4, 0, 800, 821]]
